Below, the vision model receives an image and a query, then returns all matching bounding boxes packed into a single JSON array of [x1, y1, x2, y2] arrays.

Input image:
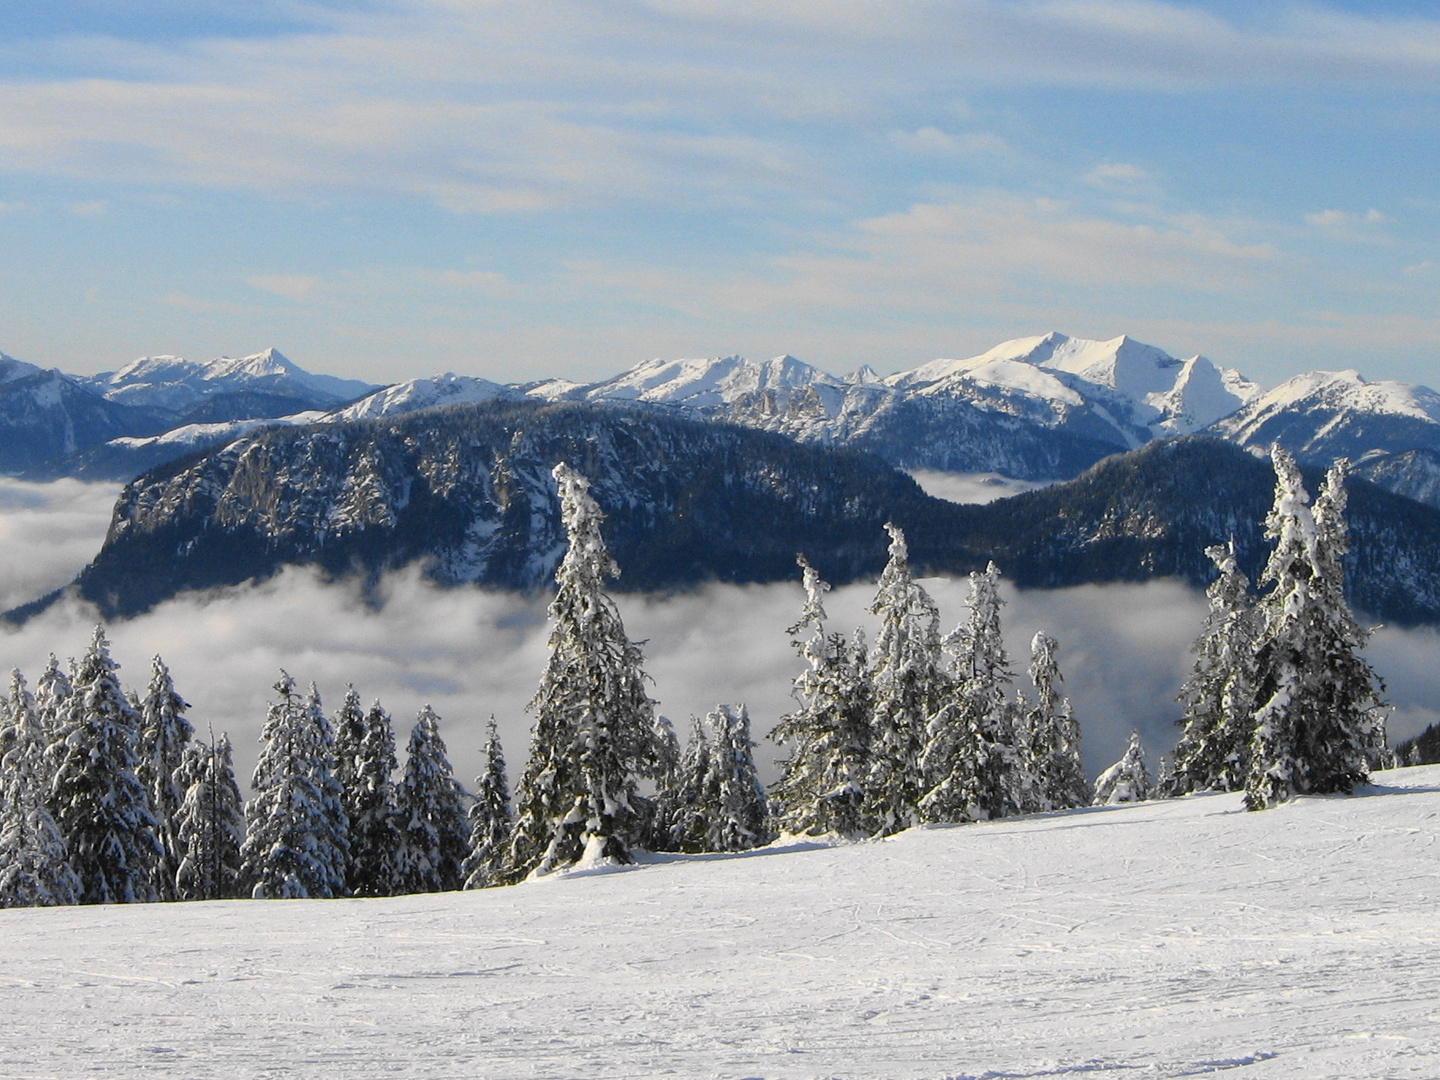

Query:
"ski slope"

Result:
[[3, 767, 1438, 1079]]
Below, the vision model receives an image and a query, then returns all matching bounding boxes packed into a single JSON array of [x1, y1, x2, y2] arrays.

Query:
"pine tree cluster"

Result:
[[0, 450, 1393, 906]]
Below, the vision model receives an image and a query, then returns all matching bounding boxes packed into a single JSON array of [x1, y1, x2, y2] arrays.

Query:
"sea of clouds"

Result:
[[0, 477, 1434, 792]]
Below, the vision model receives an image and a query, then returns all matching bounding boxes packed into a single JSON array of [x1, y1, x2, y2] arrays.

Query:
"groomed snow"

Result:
[[3, 766, 1438, 1078]]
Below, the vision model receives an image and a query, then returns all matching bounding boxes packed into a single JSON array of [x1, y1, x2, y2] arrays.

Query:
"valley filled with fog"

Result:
[[2, 476, 1435, 791]]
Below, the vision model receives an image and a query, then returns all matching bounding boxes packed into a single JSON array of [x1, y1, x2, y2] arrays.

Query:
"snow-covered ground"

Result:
[[4, 766, 1438, 1079]]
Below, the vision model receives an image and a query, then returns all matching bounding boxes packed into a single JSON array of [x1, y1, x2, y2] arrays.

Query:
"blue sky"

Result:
[[0, 1, 1437, 388]]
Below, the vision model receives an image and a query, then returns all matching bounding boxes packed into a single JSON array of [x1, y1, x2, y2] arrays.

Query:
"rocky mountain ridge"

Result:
[[28, 403, 1440, 628]]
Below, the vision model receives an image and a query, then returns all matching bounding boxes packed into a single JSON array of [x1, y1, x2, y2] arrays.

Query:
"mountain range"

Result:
[[8, 332, 1440, 623], [12, 333, 1440, 503]]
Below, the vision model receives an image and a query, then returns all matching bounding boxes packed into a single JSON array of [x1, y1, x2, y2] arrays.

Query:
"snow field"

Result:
[[3, 766, 1438, 1079]]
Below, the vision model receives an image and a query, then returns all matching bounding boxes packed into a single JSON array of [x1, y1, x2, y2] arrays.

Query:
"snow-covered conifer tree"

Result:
[[48, 627, 161, 904], [654, 715, 711, 853], [137, 655, 194, 901], [864, 524, 943, 836], [34, 653, 71, 737], [463, 717, 512, 889], [640, 713, 681, 850], [1246, 452, 1386, 810], [920, 562, 1028, 823], [1092, 730, 1152, 805], [0, 670, 80, 907], [240, 673, 349, 899], [504, 463, 661, 880], [173, 733, 245, 901], [769, 556, 872, 838], [1172, 542, 1261, 795], [394, 705, 470, 893], [1021, 630, 1089, 811], [700, 703, 769, 852], [335, 691, 402, 897]]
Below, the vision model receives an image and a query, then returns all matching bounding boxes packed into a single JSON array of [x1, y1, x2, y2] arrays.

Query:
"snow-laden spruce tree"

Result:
[[1246, 452, 1386, 810], [1021, 630, 1089, 811], [173, 733, 246, 901], [240, 673, 349, 899], [463, 717, 512, 890], [1171, 542, 1261, 795], [768, 556, 872, 839], [136, 655, 194, 901], [504, 463, 661, 880], [0, 670, 81, 908], [394, 705, 470, 894], [34, 653, 72, 737], [48, 626, 161, 904], [655, 715, 712, 853], [700, 703, 769, 853], [641, 712, 682, 850], [865, 524, 943, 837], [920, 562, 1028, 823], [335, 690, 402, 897], [1092, 730, 1152, 805]]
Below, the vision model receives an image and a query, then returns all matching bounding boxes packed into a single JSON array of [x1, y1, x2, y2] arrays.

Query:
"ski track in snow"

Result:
[[3, 768, 1440, 1079]]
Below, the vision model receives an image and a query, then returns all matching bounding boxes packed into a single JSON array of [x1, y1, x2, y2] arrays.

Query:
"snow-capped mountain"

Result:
[[329, 373, 519, 422], [83, 347, 379, 416], [509, 333, 1262, 479], [1209, 368, 1440, 464], [0, 352, 43, 385], [889, 332, 1259, 447]]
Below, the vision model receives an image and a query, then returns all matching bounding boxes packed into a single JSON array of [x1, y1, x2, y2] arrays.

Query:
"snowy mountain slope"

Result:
[[1355, 448, 1440, 510], [330, 372, 519, 422], [1208, 368, 1440, 464], [889, 332, 1260, 447], [3, 766, 1438, 1079], [0, 369, 174, 474], [83, 347, 379, 415], [0, 350, 43, 385]]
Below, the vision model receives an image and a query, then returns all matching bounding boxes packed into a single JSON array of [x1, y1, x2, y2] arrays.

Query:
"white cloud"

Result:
[[0, 477, 121, 612], [1, 540, 1432, 800], [0, 1, 1436, 214], [247, 274, 323, 301], [1085, 162, 1153, 189]]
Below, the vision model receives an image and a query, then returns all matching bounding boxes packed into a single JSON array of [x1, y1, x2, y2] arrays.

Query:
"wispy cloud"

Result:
[[247, 274, 323, 301]]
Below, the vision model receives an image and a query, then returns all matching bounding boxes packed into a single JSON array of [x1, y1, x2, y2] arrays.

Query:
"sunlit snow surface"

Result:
[[3, 769, 1438, 1078]]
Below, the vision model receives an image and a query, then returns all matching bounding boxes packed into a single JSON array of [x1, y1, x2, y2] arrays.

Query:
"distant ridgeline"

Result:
[[15, 399, 1440, 628]]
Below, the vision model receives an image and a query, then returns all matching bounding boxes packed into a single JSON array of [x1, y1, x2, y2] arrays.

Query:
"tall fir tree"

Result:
[[864, 523, 943, 836], [137, 655, 194, 901], [0, 670, 81, 907], [656, 715, 712, 853], [920, 562, 1028, 823], [700, 703, 769, 853], [463, 717, 512, 889], [769, 556, 872, 838], [394, 705, 470, 893], [240, 673, 349, 898], [340, 695, 403, 897], [1246, 451, 1387, 810], [173, 732, 246, 901], [1093, 730, 1152, 805], [1171, 542, 1261, 795], [640, 712, 682, 850], [48, 626, 161, 904], [1022, 630, 1089, 811], [504, 463, 661, 880], [34, 653, 72, 737]]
